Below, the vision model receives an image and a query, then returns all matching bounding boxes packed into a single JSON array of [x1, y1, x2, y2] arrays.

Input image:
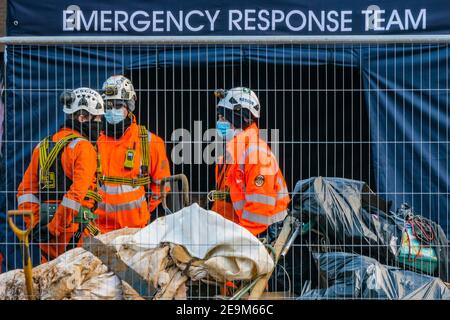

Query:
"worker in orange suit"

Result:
[[209, 87, 290, 238], [95, 75, 171, 233], [16, 87, 105, 262]]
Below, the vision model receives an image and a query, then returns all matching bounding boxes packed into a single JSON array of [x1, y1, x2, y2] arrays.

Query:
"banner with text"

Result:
[[7, 0, 449, 36]]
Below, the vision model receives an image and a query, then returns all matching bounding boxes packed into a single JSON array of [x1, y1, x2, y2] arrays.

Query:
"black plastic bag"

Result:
[[299, 252, 450, 300], [269, 240, 325, 295], [292, 177, 449, 281]]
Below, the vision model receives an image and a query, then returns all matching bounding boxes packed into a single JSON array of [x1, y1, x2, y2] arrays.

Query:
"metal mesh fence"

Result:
[[0, 42, 449, 299]]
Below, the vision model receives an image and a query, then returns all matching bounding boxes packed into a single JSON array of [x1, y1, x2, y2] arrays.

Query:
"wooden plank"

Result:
[[259, 291, 294, 300], [82, 236, 158, 300], [248, 216, 294, 300]]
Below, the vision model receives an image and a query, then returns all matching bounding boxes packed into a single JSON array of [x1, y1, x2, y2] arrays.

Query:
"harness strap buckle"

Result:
[[207, 190, 215, 202], [207, 190, 231, 202], [140, 165, 149, 176]]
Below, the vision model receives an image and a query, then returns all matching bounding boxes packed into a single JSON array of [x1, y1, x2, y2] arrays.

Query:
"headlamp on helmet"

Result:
[[103, 85, 118, 97]]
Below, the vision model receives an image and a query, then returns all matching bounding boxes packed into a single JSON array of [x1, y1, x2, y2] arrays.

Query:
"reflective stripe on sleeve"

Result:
[[276, 176, 289, 200], [17, 193, 40, 206], [68, 138, 84, 150], [277, 187, 289, 200], [61, 196, 81, 212], [233, 200, 246, 211], [242, 209, 288, 225], [271, 209, 288, 224], [245, 193, 276, 206]]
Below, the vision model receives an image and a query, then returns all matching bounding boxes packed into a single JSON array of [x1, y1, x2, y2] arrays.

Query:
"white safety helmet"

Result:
[[101, 75, 137, 111], [215, 87, 261, 119], [61, 87, 105, 116]]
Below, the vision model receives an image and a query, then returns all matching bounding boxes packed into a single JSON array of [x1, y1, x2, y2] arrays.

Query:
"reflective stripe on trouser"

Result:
[[97, 195, 146, 213], [18, 193, 40, 205], [241, 209, 287, 225], [99, 184, 141, 195]]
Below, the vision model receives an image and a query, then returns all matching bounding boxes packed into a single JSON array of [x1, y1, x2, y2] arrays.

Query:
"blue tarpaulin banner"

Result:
[[6, 0, 450, 36], [1, 1, 449, 272], [1, 44, 449, 272]]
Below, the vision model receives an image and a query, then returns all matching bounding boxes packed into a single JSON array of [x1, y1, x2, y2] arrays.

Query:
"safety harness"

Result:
[[97, 125, 151, 187], [207, 189, 231, 202], [38, 134, 80, 197], [208, 163, 232, 203], [37, 133, 101, 257]]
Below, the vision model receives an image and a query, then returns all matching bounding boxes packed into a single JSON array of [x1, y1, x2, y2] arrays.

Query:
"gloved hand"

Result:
[[31, 225, 52, 244]]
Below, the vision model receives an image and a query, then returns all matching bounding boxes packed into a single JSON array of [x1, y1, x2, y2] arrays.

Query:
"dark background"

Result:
[[129, 62, 375, 202]]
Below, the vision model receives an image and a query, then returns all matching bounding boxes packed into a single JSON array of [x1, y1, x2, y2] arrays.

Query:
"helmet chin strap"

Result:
[[126, 99, 136, 112], [242, 117, 253, 128]]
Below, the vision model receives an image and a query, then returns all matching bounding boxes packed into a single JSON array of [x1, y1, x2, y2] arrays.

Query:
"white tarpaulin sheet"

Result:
[[0, 203, 274, 299], [111, 203, 274, 281]]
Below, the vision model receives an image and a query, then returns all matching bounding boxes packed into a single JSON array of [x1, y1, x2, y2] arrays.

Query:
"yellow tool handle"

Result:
[[7, 210, 36, 300], [21, 241, 35, 300], [7, 210, 35, 241]]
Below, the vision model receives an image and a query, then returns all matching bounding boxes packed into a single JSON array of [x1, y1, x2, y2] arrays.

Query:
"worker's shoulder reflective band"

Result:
[[98, 195, 146, 213], [68, 138, 84, 150], [233, 199, 246, 211], [276, 176, 289, 200], [277, 176, 283, 187], [99, 184, 141, 194], [34, 142, 41, 152], [239, 145, 275, 170], [245, 193, 276, 206], [61, 196, 81, 212], [17, 193, 40, 205], [239, 145, 267, 164], [242, 209, 288, 225]]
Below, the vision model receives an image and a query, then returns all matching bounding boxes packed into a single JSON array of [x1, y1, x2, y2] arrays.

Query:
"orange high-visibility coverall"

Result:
[[212, 123, 290, 236], [95, 118, 171, 233], [16, 128, 97, 261]]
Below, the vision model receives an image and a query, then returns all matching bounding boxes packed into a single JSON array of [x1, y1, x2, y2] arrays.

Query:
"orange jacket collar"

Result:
[[234, 123, 259, 140], [53, 127, 83, 140], [226, 123, 259, 163]]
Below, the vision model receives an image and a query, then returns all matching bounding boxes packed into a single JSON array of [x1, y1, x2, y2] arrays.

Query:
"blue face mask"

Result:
[[216, 120, 235, 140], [105, 108, 126, 124]]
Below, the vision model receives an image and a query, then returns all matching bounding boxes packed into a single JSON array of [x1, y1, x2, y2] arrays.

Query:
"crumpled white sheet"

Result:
[[0, 203, 274, 300], [111, 203, 274, 281], [0, 246, 143, 300]]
